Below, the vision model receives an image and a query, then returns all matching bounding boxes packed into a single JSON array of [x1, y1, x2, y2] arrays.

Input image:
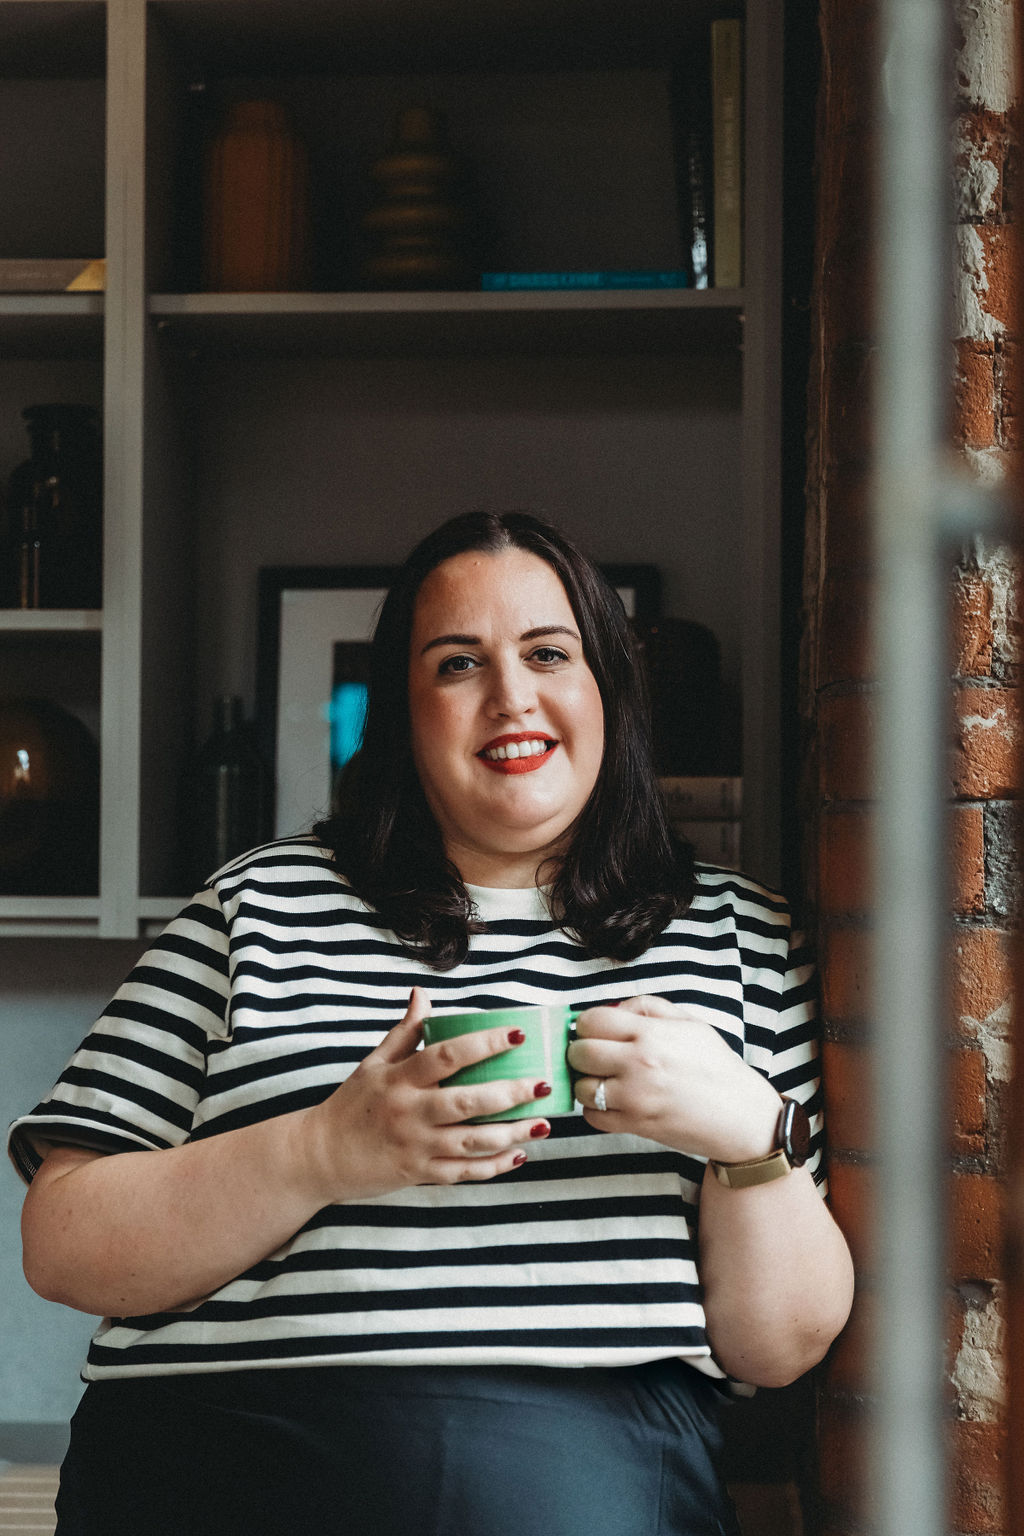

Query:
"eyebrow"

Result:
[[419, 624, 580, 656]]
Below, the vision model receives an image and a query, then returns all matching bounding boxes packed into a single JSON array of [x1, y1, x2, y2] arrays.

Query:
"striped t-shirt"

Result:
[[8, 837, 824, 1384]]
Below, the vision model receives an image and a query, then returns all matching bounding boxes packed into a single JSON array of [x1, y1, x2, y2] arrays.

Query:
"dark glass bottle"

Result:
[[185, 695, 269, 887], [0, 696, 100, 894], [1, 404, 103, 609]]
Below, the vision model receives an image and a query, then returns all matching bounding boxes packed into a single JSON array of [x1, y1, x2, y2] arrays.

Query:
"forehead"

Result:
[[411, 548, 576, 633]]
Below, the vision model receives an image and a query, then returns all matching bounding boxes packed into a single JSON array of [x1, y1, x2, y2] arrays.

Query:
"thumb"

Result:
[[375, 986, 431, 1062]]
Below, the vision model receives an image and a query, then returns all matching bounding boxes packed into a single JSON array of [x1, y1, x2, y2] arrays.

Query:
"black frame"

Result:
[[257, 561, 660, 833]]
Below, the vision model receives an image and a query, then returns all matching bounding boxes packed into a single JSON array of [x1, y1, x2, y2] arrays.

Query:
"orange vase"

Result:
[[202, 99, 311, 292]]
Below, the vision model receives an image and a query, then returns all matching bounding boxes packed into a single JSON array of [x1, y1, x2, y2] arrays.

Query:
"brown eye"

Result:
[[437, 654, 477, 676]]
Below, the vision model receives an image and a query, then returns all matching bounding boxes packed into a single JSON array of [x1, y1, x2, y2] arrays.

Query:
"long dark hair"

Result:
[[314, 512, 695, 968]]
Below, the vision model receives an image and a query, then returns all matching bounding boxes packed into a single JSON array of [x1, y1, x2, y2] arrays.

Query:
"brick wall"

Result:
[[805, 1, 1019, 1531]]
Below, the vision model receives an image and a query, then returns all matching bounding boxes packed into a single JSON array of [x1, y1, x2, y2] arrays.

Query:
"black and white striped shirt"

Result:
[[8, 838, 824, 1383]]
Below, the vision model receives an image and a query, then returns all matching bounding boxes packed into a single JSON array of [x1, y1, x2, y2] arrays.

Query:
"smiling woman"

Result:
[[10, 511, 852, 1536], [406, 546, 606, 887], [323, 510, 693, 968]]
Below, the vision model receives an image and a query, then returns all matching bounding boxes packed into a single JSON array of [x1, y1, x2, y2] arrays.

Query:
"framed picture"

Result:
[[257, 561, 660, 838], [601, 565, 660, 624], [257, 566, 397, 837]]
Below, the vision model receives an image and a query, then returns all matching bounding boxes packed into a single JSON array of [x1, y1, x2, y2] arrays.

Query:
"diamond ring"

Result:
[[594, 1079, 608, 1113]]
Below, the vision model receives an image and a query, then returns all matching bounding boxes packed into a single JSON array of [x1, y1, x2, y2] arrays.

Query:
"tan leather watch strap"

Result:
[[708, 1146, 795, 1188]]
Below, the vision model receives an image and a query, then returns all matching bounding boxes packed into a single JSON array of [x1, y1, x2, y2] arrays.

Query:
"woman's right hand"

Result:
[[22, 988, 552, 1319], [302, 987, 553, 1202]]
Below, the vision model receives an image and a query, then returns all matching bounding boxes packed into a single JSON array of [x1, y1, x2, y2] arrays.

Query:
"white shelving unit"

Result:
[[0, 0, 782, 938]]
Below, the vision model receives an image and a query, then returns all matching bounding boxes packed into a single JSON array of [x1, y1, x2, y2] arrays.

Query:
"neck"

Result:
[[447, 843, 561, 890]]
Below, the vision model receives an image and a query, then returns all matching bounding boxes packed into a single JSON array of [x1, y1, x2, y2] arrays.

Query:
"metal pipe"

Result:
[[872, 1, 952, 1532]]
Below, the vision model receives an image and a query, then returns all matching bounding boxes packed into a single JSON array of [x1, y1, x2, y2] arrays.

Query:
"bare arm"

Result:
[[696, 1158, 854, 1387], [21, 989, 552, 1318], [569, 997, 854, 1388]]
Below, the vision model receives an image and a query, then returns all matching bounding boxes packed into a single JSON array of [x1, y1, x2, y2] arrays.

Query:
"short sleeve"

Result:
[[765, 926, 826, 1188], [7, 889, 230, 1183]]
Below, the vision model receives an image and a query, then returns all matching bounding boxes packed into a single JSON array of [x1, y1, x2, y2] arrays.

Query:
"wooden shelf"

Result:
[[0, 610, 102, 635], [0, 295, 104, 358], [0, 896, 101, 938], [0, 2, 106, 78], [150, 289, 743, 358], [149, 0, 710, 76]]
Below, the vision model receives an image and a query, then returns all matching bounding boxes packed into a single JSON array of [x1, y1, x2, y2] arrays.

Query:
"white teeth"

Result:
[[482, 739, 550, 761]]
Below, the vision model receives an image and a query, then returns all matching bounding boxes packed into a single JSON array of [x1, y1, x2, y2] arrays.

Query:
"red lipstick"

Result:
[[477, 732, 557, 775]]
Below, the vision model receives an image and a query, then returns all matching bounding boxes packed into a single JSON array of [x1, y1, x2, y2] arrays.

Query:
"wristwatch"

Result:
[[708, 1097, 811, 1188]]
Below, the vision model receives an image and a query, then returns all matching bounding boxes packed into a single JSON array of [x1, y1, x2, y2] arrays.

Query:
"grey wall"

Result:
[[1, 940, 144, 1443]]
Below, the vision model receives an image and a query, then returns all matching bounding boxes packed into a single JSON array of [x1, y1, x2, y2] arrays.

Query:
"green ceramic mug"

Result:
[[422, 1004, 578, 1122]]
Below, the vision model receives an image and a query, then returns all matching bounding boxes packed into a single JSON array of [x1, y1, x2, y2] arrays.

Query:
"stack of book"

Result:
[[0, 259, 105, 291], [672, 13, 743, 291], [658, 775, 742, 869]]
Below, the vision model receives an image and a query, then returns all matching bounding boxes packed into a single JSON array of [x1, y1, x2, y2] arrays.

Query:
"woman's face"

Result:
[[408, 547, 605, 887]]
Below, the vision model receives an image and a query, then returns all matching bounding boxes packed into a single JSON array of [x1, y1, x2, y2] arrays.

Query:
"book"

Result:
[[658, 775, 743, 820], [0, 258, 106, 292], [671, 55, 711, 290], [674, 819, 743, 869], [481, 270, 689, 292], [710, 18, 743, 288]]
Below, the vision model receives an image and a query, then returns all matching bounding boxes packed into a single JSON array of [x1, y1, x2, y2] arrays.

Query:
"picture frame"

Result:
[[256, 561, 660, 838], [257, 566, 397, 837]]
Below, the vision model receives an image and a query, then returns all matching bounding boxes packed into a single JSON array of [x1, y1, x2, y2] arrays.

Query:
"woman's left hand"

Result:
[[567, 996, 782, 1162], [570, 995, 856, 1388]]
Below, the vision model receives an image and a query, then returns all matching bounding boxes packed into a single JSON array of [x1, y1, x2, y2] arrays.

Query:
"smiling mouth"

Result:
[[477, 735, 557, 773]]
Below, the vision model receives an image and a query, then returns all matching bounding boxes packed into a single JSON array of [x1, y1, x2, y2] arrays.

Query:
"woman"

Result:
[[10, 511, 853, 1536]]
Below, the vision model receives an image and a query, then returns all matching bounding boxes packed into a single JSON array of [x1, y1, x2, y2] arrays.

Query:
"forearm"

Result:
[[21, 999, 548, 1320], [698, 1166, 854, 1388], [21, 1106, 331, 1318]]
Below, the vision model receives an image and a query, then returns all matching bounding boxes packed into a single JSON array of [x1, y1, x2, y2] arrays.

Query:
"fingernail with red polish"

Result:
[[508, 1028, 526, 1045], [530, 1122, 550, 1139], [533, 1081, 552, 1099], [512, 1151, 528, 1166]]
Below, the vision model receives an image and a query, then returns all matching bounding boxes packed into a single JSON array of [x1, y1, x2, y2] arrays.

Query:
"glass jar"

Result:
[[2, 403, 103, 609]]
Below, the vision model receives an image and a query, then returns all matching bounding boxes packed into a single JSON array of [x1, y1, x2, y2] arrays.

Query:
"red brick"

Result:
[[822, 463, 872, 571], [825, 344, 876, 466], [953, 339, 997, 448], [951, 1047, 987, 1157], [954, 109, 1012, 217], [819, 1, 880, 139], [819, 569, 875, 687], [819, 692, 876, 802], [821, 925, 872, 1024], [976, 225, 1020, 337], [949, 803, 985, 916], [826, 1160, 875, 1275], [824, 1286, 874, 1395], [950, 1419, 1008, 1534], [950, 567, 994, 677], [822, 230, 877, 347], [950, 926, 1014, 1024], [819, 807, 873, 915], [817, 1397, 872, 1522], [822, 1039, 874, 1152], [951, 1171, 1005, 1281], [951, 684, 1021, 798], [997, 336, 1019, 450]]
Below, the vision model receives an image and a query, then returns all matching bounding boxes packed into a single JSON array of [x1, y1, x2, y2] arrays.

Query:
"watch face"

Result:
[[781, 1098, 811, 1166]]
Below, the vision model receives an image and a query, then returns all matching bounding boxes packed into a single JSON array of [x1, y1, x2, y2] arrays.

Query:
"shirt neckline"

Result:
[[464, 883, 552, 920]]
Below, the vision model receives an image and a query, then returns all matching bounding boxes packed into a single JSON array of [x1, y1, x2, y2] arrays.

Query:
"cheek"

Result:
[[569, 679, 605, 761], [409, 683, 467, 768]]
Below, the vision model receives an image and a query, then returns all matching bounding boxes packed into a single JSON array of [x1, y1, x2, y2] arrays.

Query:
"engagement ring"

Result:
[[594, 1079, 608, 1113]]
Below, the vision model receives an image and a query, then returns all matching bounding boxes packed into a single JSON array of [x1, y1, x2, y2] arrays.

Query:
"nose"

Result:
[[486, 659, 537, 720]]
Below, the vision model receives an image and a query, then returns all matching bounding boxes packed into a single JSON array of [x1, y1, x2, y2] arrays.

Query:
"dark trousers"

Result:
[[56, 1360, 742, 1536]]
